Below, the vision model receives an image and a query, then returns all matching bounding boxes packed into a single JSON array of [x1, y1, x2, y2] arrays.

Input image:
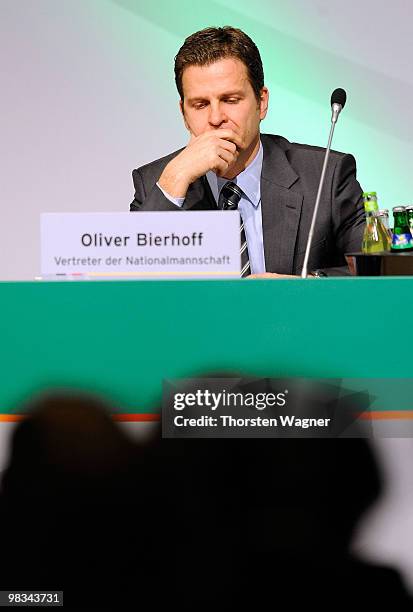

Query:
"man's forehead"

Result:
[[182, 57, 249, 97]]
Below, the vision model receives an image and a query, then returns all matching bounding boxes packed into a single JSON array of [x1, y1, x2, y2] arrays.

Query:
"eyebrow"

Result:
[[187, 91, 245, 103]]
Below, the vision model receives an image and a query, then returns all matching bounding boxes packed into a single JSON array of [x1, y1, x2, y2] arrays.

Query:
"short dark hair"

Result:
[[174, 26, 264, 103]]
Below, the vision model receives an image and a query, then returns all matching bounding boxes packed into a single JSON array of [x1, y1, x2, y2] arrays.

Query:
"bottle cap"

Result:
[[363, 192, 379, 212]]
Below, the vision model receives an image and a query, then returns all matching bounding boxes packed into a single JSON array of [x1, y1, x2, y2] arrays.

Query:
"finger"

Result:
[[212, 157, 230, 176], [216, 148, 237, 166], [217, 139, 237, 154], [214, 129, 243, 149]]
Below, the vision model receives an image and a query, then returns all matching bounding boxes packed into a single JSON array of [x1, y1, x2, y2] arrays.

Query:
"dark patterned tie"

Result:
[[218, 182, 251, 277]]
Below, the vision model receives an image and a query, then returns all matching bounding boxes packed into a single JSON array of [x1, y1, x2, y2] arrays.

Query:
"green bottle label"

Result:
[[363, 198, 378, 213]]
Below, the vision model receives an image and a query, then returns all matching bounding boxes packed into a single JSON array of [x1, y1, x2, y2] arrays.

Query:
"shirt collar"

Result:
[[206, 139, 263, 209]]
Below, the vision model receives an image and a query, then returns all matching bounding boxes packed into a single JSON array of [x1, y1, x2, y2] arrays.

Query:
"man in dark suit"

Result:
[[130, 26, 365, 277]]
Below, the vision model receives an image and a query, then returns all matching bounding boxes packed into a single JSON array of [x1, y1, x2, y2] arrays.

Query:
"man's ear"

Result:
[[259, 87, 269, 121], [179, 99, 190, 131]]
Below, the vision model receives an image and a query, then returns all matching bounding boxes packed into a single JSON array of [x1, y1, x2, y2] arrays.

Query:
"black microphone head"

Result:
[[331, 88, 347, 109]]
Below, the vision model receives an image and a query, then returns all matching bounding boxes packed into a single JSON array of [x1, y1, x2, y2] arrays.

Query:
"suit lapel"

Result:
[[260, 135, 303, 274], [183, 176, 217, 210]]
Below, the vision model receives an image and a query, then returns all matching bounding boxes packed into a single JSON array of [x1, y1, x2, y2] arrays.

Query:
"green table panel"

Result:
[[0, 278, 411, 414]]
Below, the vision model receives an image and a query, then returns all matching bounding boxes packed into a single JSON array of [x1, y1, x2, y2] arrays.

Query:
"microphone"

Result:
[[331, 88, 346, 123], [301, 88, 348, 278]]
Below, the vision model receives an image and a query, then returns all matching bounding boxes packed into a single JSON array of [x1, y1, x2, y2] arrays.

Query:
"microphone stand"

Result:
[[301, 103, 343, 278]]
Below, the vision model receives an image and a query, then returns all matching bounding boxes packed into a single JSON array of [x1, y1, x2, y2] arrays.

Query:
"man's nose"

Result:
[[208, 102, 227, 127]]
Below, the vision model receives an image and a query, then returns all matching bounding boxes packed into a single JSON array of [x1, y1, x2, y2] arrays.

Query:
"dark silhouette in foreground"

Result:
[[0, 393, 411, 608], [0, 394, 150, 607], [147, 435, 412, 608]]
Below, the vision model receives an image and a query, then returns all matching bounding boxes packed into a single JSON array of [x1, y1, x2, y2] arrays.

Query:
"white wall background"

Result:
[[2, 0, 413, 281]]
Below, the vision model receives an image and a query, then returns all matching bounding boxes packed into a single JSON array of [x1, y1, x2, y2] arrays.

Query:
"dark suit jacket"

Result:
[[130, 133, 365, 275]]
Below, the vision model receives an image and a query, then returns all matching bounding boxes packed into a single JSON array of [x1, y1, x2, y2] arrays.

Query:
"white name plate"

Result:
[[41, 211, 241, 279]]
